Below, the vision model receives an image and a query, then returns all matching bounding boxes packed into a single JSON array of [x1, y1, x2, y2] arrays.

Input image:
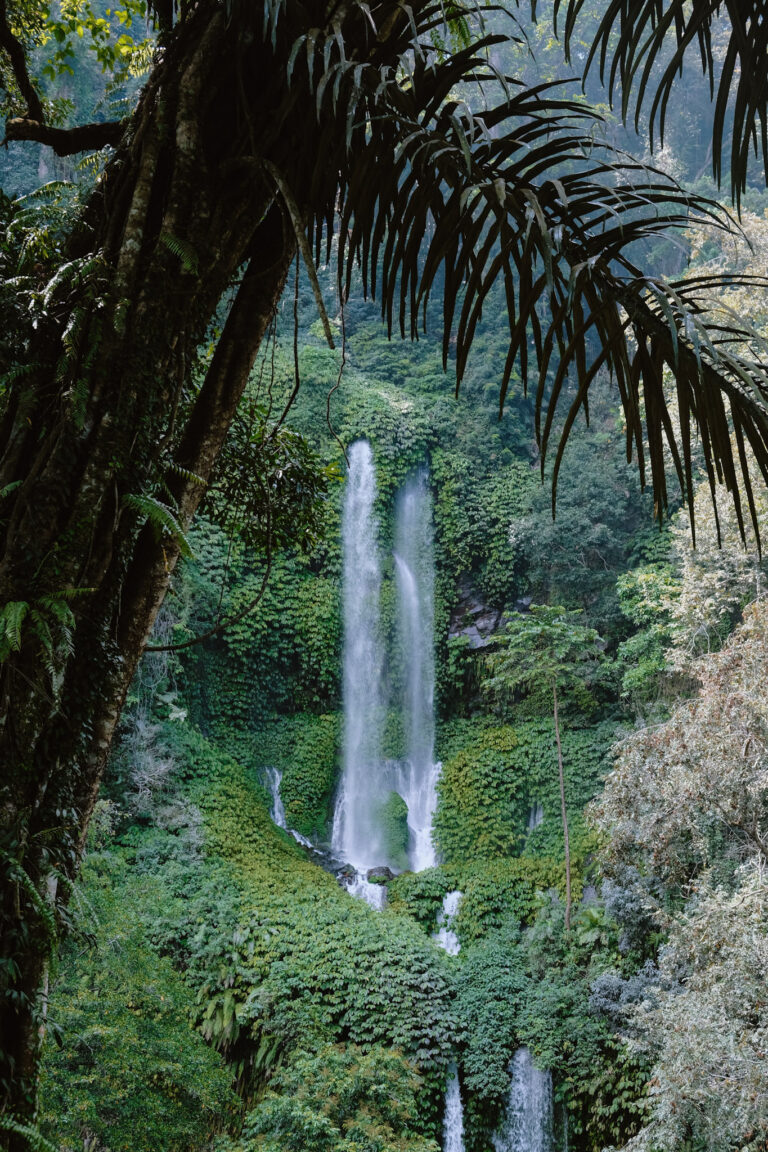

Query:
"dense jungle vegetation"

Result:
[[4, 2, 768, 1151]]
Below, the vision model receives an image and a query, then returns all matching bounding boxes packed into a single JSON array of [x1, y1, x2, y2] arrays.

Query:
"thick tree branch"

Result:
[[3, 116, 125, 154], [0, 0, 43, 121]]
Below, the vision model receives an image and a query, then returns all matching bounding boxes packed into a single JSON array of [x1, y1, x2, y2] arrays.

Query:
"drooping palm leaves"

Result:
[[259, 0, 768, 540], [555, 0, 768, 206]]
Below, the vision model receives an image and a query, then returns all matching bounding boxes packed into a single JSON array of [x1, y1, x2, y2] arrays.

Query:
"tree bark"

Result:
[[0, 0, 315, 1124], [553, 681, 572, 932]]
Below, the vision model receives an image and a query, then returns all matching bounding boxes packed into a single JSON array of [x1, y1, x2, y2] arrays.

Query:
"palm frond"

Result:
[[258, 0, 768, 541], [556, 0, 768, 205]]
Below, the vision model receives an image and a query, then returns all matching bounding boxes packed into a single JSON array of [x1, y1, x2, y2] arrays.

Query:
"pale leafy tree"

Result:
[[595, 599, 768, 1150], [665, 466, 768, 669], [485, 604, 603, 930], [616, 455, 768, 705], [596, 598, 768, 892], [622, 861, 768, 1152]]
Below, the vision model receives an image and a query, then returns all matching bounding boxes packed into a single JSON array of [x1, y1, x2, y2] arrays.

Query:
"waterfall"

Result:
[[393, 469, 438, 871], [443, 1063, 466, 1152], [266, 766, 287, 829], [332, 440, 386, 871], [528, 803, 544, 831], [434, 889, 462, 956], [492, 1048, 554, 1152], [435, 893, 465, 1149], [266, 767, 313, 848]]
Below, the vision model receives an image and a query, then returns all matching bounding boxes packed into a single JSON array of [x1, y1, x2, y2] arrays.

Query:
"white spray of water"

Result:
[[434, 892, 465, 1149], [434, 889, 462, 956], [492, 1048, 554, 1152], [393, 469, 438, 871], [332, 440, 386, 874], [443, 1063, 466, 1152], [266, 767, 313, 848]]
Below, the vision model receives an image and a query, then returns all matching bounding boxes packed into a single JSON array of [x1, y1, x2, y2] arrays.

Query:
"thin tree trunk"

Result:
[[553, 681, 572, 932]]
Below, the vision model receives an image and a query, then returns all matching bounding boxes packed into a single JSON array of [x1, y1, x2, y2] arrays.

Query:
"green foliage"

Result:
[[455, 923, 528, 1101], [0, 1117, 59, 1152], [150, 725, 458, 1086], [434, 716, 615, 865], [39, 852, 239, 1152], [229, 713, 341, 838], [433, 723, 526, 860], [123, 492, 193, 557], [453, 857, 573, 945], [485, 604, 605, 715], [387, 867, 450, 932], [378, 791, 410, 872], [225, 1043, 439, 1152]]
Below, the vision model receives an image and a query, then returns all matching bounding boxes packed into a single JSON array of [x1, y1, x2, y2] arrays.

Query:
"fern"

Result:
[[167, 462, 207, 488], [4, 860, 58, 948], [0, 1117, 59, 1152], [123, 493, 194, 557], [0, 480, 22, 501], [160, 232, 199, 275], [1, 600, 29, 652]]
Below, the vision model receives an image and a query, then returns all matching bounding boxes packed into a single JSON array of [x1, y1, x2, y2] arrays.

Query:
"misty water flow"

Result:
[[492, 1048, 554, 1152], [434, 889, 463, 956], [443, 1063, 466, 1152], [333, 453, 442, 901], [265, 767, 313, 848], [435, 892, 466, 1149], [393, 468, 439, 871], [332, 440, 387, 876]]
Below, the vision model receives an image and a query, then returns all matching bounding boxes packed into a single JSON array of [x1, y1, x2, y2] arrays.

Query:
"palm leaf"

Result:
[[556, 0, 768, 205], [258, 0, 768, 540]]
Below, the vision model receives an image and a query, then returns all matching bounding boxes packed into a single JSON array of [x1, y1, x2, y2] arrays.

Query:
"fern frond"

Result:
[[1, 600, 29, 652], [5, 862, 58, 947], [160, 232, 199, 275], [123, 494, 194, 557], [0, 1115, 61, 1152], [167, 462, 207, 487], [0, 480, 22, 502]]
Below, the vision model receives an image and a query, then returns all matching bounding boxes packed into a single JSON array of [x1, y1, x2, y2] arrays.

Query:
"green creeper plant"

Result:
[[485, 605, 604, 930]]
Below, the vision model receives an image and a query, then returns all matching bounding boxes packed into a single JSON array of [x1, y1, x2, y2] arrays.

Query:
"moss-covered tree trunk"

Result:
[[0, 3, 311, 1125]]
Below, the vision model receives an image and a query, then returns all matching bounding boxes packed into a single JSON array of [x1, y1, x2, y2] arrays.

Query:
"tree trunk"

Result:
[[0, 0, 318, 1125], [553, 682, 572, 932]]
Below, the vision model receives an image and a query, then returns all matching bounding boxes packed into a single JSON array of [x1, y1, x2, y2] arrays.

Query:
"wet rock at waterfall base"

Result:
[[367, 866, 395, 884]]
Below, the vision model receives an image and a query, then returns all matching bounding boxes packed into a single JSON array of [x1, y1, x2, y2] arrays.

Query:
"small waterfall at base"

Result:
[[266, 766, 287, 828], [434, 890, 462, 956], [266, 767, 313, 848], [394, 469, 438, 872], [492, 1048, 554, 1152], [332, 440, 388, 907], [434, 894, 465, 1148], [443, 1063, 465, 1152]]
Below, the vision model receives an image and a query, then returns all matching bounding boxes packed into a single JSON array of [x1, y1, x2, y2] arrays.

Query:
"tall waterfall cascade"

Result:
[[492, 1047, 554, 1152], [333, 450, 442, 899], [393, 468, 438, 872], [332, 440, 387, 874]]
